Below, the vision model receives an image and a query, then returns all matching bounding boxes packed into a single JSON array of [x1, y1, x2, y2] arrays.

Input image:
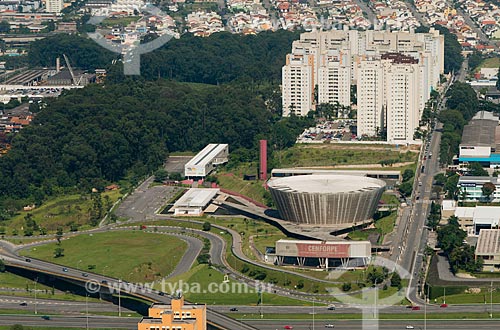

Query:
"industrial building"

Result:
[[267, 239, 371, 268], [457, 176, 500, 202], [459, 111, 500, 168], [453, 206, 500, 235], [138, 295, 207, 330], [267, 174, 386, 227], [475, 229, 500, 272], [184, 144, 229, 178], [47, 70, 95, 86], [171, 188, 220, 216]]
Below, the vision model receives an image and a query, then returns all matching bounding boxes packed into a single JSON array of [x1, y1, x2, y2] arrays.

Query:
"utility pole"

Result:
[[491, 281, 493, 319], [118, 279, 121, 317], [312, 298, 315, 330], [34, 277, 38, 315], [425, 284, 428, 330], [259, 289, 263, 319], [86, 294, 89, 330]]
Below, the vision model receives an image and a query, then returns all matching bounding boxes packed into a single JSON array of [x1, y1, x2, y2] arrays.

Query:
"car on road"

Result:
[[411, 306, 420, 310], [82, 272, 88, 277], [62, 267, 68, 272], [229, 307, 238, 311], [440, 303, 448, 308], [25, 258, 31, 262], [41, 315, 50, 320], [284, 326, 293, 329], [158, 292, 165, 296], [406, 326, 414, 329], [325, 324, 335, 328], [19, 302, 27, 306]]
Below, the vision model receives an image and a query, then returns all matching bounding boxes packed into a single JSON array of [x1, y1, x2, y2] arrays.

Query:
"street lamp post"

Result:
[[118, 279, 122, 317], [312, 298, 315, 330], [86, 294, 89, 330], [34, 277, 38, 315], [491, 281, 493, 319]]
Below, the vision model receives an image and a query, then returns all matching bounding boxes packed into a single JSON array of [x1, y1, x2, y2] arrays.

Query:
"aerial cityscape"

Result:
[[0, 0, 499, 329]]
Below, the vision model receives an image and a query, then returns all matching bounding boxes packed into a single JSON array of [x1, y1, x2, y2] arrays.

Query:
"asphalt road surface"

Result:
[[1, 314, 500, 330], [247, 319, 500, 329], [0, 315, 137, 329], [0, 295, 135, 314]]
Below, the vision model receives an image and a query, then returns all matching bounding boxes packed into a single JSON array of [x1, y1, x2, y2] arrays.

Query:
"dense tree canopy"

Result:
[[416, 25, 463, 74], [28, 34, 117, 70], [439, 82, 479, 165], [140, 31, 299, 84], [0, 80, 275, 201], [28, 31, 299, 85]]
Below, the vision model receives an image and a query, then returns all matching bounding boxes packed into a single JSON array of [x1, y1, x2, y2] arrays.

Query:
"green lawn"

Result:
[[348, 210, 397, 243], [130, 217, 368, 295], [100, 16, 140, 27], [162, 264, 316, 306], [432, 291, 500, 304], [477, 57, 500, 70], [20, 231, 187, 283], [274, 144, 417, 168], [5, 190, 122, 235], [253, 234, 286, 255], [380, 193, 400, 206], [216, 173, 268, 205]]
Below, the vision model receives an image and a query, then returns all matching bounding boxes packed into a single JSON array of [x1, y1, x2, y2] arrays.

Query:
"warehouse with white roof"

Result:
[[184, 144, 229, 178], [451, 205, 500, 235], [475, 229, 500, 271], [171, 188, 220, 216]]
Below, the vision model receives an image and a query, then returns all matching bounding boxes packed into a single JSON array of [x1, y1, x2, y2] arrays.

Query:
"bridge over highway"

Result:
[[0, 248, 257, 330]]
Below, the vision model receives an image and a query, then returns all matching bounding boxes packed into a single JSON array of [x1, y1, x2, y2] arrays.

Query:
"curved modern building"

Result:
[[267, 174, 386, 226]]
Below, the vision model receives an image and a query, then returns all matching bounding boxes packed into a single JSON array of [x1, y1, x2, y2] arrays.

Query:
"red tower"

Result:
[[259, 140, 267, 181]]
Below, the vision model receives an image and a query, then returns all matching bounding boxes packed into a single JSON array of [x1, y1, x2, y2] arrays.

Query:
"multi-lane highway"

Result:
[[1, 313, 500, 330], [1, 245, 258, 330]]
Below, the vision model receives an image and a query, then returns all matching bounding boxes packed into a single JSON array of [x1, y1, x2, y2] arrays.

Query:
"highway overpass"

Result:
[[0, 252, 258, 330]]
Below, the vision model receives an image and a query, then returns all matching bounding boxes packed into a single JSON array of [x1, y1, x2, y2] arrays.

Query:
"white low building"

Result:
[[458, 176, 500, 202], [453, 206, 500, 235], [476, 229, 500, 271], [171, 188, 220, 216], [184, 144, 229, 178]]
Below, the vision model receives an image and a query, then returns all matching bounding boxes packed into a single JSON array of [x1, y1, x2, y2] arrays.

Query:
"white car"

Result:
[[406, 326, 414, 329], [325, 325, 335, 328]]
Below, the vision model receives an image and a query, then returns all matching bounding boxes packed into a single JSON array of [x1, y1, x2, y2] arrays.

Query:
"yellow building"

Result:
[[138, 296, 206, 330]]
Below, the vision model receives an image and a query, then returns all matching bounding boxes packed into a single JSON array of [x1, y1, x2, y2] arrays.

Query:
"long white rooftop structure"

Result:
[[172, 188, 220, 216], [185, 144, 229, 178]]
